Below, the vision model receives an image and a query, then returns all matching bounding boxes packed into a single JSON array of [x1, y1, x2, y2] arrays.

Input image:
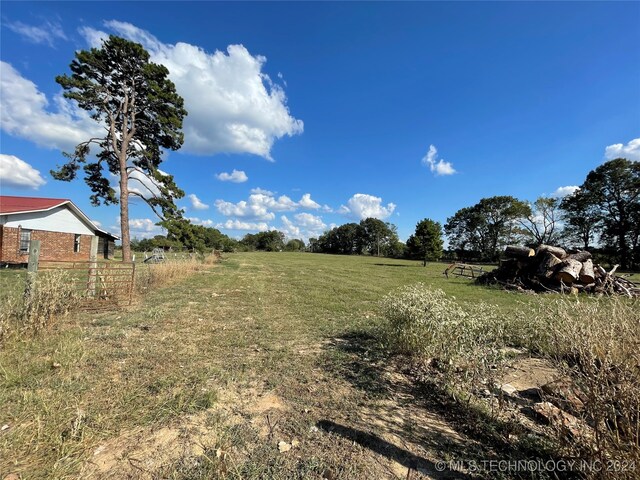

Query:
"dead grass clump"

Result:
[[0, 270, 80, 342], [533, 297, 640, 479], [135, 257, 208, 293]]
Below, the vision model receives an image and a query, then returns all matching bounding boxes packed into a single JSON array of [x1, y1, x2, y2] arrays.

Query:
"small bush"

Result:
[[380, 284, 505, 390]]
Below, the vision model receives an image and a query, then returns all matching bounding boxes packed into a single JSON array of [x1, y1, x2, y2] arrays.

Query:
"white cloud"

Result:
[[129, 218, 158, 231], [186, 217, 214, 226], [250, 187, 274, 195], [128, 218, 163, 239], [0, 61, 102, 151], [112, 168, 176, 202], [298, 193, 321, 210], [0, 154, 46, 189], [82, 21, 303, 159], [188, 194, 209, 210], [280, 213, 327, 241], [5, 20, 67, 46], [339, 193, 396, 220], [216, 219, 270, 231], [604, 138, 640, 162], [214, 191, 298, 220], [422, 144, 456, 176], [552, 185, 579, 198], [280, 216, 301, 238], [216, 169, 248, 183]]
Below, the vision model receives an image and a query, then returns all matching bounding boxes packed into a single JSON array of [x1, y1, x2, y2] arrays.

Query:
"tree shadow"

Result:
[[321, 329, 579, 479], [317, 420, 472, 479], [373, 263, 417, 268]]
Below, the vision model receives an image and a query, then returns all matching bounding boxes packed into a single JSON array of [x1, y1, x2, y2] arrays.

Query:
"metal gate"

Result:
[[38, 260, 135, 311]]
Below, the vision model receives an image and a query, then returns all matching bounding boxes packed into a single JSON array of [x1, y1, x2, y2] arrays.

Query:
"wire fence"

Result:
[[37, 260, 135, 311]]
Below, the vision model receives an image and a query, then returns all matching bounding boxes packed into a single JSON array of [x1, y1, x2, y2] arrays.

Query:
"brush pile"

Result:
[[477, 244, 640, 296]]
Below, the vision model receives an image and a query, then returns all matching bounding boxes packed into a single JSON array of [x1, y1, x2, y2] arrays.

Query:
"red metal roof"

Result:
[[0, 196, 70, 214]]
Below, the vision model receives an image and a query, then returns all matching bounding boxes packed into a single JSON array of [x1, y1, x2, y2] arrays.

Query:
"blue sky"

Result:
[[1, 1, 639, 242]]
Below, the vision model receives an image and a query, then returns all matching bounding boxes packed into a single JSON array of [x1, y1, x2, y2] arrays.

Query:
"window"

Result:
[[74, 234, 81, 253], [19, 230, 31, 254]]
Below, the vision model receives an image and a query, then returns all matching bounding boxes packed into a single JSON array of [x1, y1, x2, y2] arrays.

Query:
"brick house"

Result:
[[0, 196, 119, 265]]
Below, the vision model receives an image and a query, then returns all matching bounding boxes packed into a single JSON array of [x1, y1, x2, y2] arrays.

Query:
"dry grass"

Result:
[[1, 253, 638, 479], [381, 283, 640, 479], [0, 270, 80, 343], [534, 298, 640, 479], [135, 257, 211, 293]]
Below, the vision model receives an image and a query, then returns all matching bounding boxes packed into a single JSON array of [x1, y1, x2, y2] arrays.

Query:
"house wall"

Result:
[[0, 206, 94, 235], [0, 226, 94, 264], [97, 236, 115, 259]]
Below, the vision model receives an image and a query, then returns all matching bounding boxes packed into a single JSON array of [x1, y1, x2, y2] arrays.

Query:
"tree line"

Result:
[[50, 36, 638, 268], [308, 158, 639, 269]]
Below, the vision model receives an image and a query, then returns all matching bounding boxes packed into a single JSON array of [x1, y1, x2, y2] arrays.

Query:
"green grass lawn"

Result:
[[0, 253, 629, 479]]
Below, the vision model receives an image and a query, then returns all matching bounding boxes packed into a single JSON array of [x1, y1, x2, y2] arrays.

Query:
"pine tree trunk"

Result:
[[120, 167, 131, 262]]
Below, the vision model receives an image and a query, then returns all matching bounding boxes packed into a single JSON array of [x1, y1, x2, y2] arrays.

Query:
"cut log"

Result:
[[555, 259, 583, 284], [568, 251, 592, 262], [537, 252, 562, 279], [579, 259, 595, 284], [505, 245, 535, 258], [537, 245, 567, 259]]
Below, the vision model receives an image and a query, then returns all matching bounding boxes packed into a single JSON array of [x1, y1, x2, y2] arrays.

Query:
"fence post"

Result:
[[87, 236, 99, 296], [24, 240, 41, 299]]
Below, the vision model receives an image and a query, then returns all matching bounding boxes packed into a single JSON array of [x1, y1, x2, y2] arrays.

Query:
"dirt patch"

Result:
[[81, 411, 216, 479], [500, 357, 561, 393], [80, 387, 288, 479]]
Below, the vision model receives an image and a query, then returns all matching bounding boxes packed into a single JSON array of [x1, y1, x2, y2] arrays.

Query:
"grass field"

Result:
[[0, 253, 634, 479]]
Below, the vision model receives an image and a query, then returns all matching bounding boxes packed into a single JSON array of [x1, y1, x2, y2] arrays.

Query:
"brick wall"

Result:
[[0, 226, 94, 264]]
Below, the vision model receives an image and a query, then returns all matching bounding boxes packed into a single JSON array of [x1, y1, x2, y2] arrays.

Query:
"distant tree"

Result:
[[518, 197, 562, 246], [284, 239, 306, 252], [51, 35, 187, 262], [445, 196, 530, 261], [332, 223, 360, 254], [559, 189, 600, 250], [241, 231, 285, 252], [357, 218, 396, 256], [407, 218, 444, 266], [566, 158, 640, 269]]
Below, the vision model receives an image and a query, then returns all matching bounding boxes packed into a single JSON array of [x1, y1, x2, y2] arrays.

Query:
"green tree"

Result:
[[559, 189, 600, 250], [241, 231, 285, 252], [569, 158, 640, 268], [284, 239, 306, 252], [445, 196, 530, 261], [51, 35, 187, 262], [407, 218, 444, 266], [357, 218, 396, 256], [518, 197, 562, 246]]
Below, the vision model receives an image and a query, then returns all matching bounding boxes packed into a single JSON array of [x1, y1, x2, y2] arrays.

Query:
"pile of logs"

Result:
[[477, 245, 640, 297]]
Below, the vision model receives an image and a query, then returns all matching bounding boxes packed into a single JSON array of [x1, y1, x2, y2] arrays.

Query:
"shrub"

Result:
[[380, 284, 506, 391]]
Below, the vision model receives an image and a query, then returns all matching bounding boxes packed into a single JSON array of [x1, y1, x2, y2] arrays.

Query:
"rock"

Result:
[[533, 401, 592, 440], [541, 377, 585, 414], [494, 382, 518, 395], [278, 441, 292, 453], [291, 439, 300, 448], [3, 474, 20, 480], [51, 362, 61, 369], [1, 424, 9, 431]]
